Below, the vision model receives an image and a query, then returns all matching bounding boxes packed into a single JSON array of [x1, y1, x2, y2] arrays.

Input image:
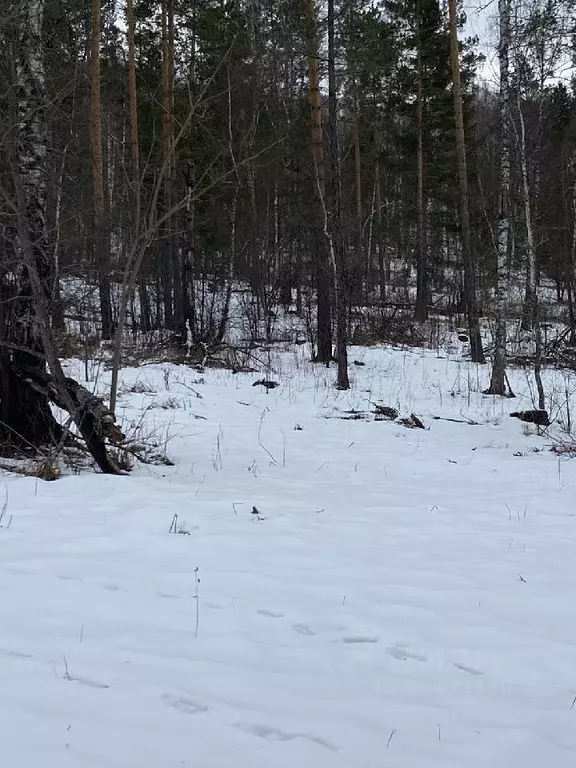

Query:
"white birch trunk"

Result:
[[516, 91, 537, 331], [486, 0, 511, 396], [16, 0, 48, 260]]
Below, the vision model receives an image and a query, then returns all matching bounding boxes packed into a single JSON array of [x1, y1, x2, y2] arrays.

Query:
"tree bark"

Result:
[[127, 0, 140, 239], [327, 0, 349, 389], [374, 159, 386, 304], [352, 107, 363, 306], [414, 4, 428, 322], [90, 0, 113, 340], [448, 0, 485, 363], [569, 150, 576, 344], [486, 0, 511, 396], [515, 91, 537, 331], [304, 0, 332, 362], [0, 1, 59, 452], [161, 0, 176, 328]]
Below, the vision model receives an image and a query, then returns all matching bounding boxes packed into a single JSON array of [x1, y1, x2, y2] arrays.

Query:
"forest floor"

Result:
[[2, 340, 576, 767]]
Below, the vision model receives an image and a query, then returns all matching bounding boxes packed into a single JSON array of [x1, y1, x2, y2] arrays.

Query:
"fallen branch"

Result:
[[551, 444, 576, 455], [431, 415, 480, 425]]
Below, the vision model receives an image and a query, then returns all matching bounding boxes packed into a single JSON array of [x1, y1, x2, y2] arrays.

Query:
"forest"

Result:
[[4, 5, 576, 763], [1, 0, 576, 470]]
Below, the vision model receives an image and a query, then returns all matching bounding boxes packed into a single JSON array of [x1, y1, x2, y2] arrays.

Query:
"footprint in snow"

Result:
[[0, 649, 32, 660], [235, 723, 337, 752], [386, 644, 427, 662], [342, 636, 379, 645], [292, 623, 315, 636], [257, 609, 284, 619], [63, 673, 110, 689], [163, 694, 208, 715], [55, 574, 83, 582], [453, 662, 483, 676], [71, 676, 110, 689]]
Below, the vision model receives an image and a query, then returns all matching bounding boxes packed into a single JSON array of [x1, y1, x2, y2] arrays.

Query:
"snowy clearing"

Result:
[[2, 344, 576, 767]]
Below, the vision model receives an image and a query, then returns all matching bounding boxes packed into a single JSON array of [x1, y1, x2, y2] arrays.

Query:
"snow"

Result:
[[2, 343, 576, 767]]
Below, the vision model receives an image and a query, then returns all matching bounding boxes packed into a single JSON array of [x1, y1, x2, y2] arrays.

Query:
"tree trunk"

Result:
[[515, 91, 537, 331], [374, 159, 386, 304], [0, 1, 59, 452], [304, 0, 332, 362], [448, 0, 485, 363], [414, 5, 428, 322], [486, 0, 511, 396], [327, 0, 349, 389], [126, 0, 150, 335], [569, 150, 576, 345], [0, 3, 122, 473], [127, 0, 140, 240], [90, 0, 113, 340], [352, 107, 363, 306], [161, 0, 175, 328]]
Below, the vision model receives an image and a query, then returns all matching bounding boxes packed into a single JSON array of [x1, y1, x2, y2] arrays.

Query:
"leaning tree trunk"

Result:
[[486, 0, 511, 396], [448, 0, 485, 363]]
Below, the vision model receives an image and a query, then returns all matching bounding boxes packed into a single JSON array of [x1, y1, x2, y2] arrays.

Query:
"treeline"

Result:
[[0, 1, 576, 459]]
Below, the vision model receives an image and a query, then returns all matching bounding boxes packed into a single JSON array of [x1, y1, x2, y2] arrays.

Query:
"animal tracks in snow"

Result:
[[258, 609, 380, 644], [0, 648, 32, 660], [257, 610, 317, 637], [162, 694, 209, 715], [453, 662, 483, 676], [292, 623, 315, 636], [256, 608, 284, 619], [235, 722, 338, 752], [66, 675, 110, 690], [386, 644, 428, 662]]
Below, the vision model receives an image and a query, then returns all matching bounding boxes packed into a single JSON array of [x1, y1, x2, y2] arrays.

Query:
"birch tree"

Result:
[[327, 0, 349, 389], [0, 2, 123, 472], [486, 0, 512, 396], [0, 0, 57, 449]]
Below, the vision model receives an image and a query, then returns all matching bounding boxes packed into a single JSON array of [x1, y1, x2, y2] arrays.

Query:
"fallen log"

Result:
[[14, 364, 124, 474]]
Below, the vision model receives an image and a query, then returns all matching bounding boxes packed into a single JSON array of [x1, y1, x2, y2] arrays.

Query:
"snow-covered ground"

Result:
[[2, 343, 576, 767]]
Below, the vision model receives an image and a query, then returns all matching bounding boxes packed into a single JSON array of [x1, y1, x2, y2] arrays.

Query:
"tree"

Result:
[[303, 0, 332, 363], [90, 0, 113, 339], [0, 0, 58, 452], [0, 1, 122, 472], [486, 0, 511, 396], [161, 0, 176, 328], [327, 0, 349, 389], [414, 1, 428, 321], [448, 0, 485, 362]]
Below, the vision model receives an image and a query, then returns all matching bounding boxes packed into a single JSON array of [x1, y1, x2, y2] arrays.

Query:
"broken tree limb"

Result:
[[14, 365, 124, 474], [432, 415, 480, 426]]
